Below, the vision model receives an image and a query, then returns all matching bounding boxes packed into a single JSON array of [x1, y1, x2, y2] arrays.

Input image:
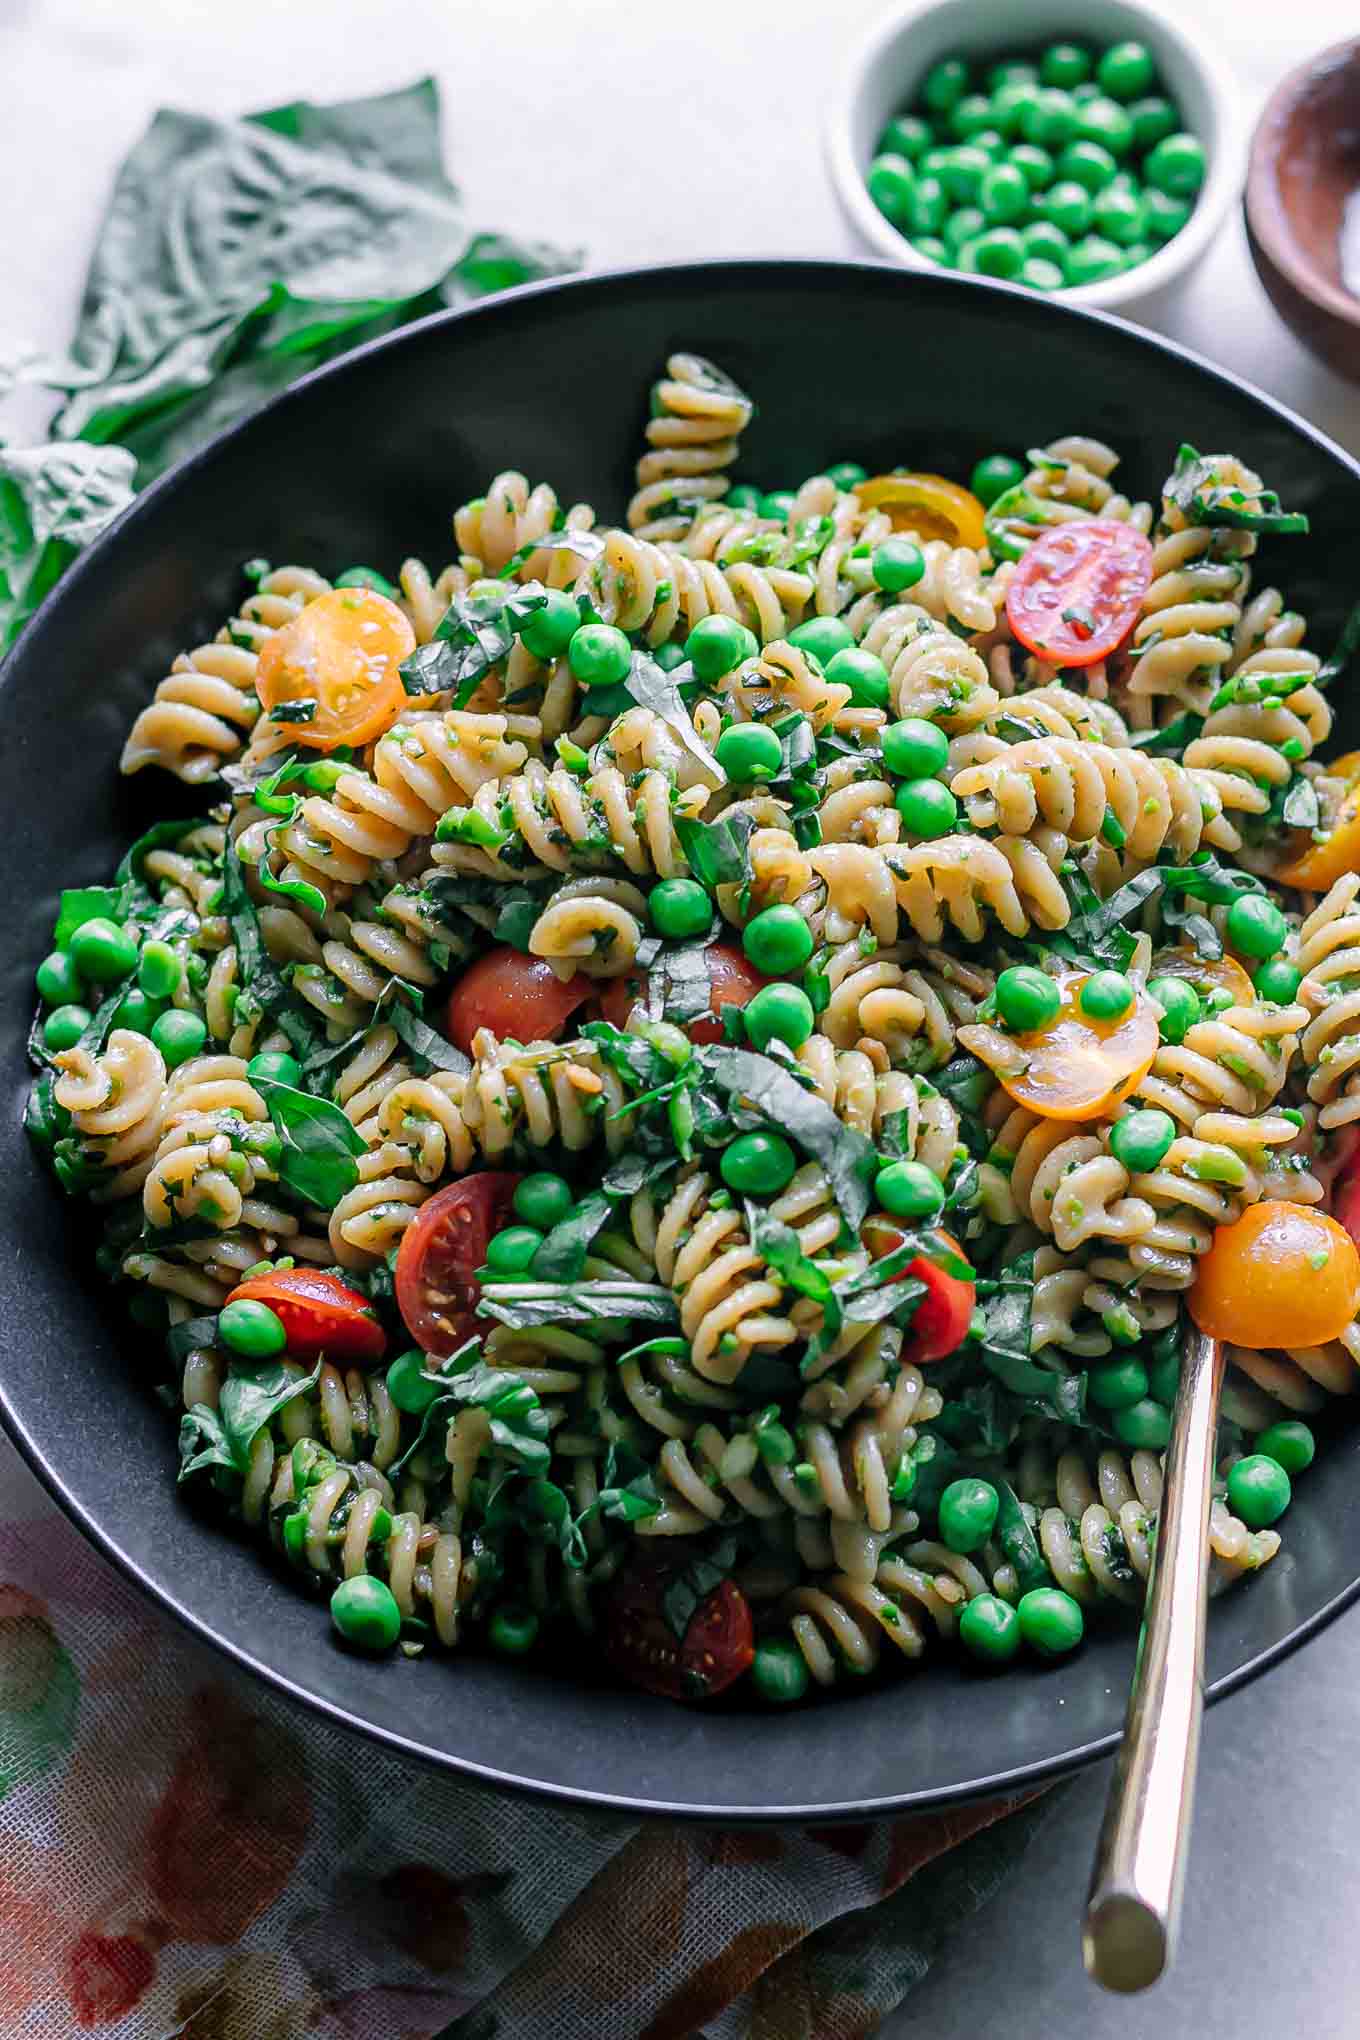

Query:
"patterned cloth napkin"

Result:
[[0, 1437, 1059, 2039]]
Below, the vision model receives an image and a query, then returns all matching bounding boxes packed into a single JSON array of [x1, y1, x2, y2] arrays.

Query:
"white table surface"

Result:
[[3, 0, 1359, 2031]]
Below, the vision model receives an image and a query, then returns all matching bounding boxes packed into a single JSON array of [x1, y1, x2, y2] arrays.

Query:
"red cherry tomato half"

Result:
[[445, 947, 592, 1056], [224, 1269, 387, 1363], [603, 1553, 755, 1701], [864, 1220, 976, 1365], [597, 942, 771, 1045], [394, 1173, 522, 1357], [1005, 518, 1153, 668]]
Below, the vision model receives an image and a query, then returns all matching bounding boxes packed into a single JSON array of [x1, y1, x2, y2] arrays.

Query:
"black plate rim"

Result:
[[6, 255, 1360, 1820]]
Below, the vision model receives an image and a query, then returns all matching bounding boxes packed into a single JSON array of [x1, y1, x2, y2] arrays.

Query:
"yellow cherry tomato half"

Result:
[[854, 473, 987, 550], [998, 970, 1159, 1122], [1276, 751, 1360, 892], [1150, 946, 1255, 1009], [255, 587, 414, 751], [1189, 1202, 1360, 1350]]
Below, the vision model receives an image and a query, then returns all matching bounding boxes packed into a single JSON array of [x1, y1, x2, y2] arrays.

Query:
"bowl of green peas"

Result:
[[828, 0, 1242, 308]]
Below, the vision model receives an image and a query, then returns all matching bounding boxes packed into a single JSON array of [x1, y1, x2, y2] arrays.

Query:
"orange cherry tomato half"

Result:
[[998, 970, 1158, 1122], [1150, 946, 1255, 1009], [255, 587, 414, 750], [1189, 1202, 1360, 1350], [395, 1173, 522, 1358], [1005, 519, 1153, 668], [597, 942, 771, 1045], [1276, 751, 1360, 892], [445, 947, 593, 1056], [864, 1221, 976, 1365], [225, 1268, 387, 1363], [603, 1553, 754, 1701], [854, 472, 987, 550]]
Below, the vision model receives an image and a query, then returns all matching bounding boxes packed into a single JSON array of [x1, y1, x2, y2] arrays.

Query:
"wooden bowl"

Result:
[[1245, 36, 1360, 383]]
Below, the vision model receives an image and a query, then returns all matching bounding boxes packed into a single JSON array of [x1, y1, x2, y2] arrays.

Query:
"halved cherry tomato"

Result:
[[255, 587, 413, 750], [1005, 519, 1153, 668], [1277, 751, 1360, 891], [1189, 1202, 1360, 1349], [445, 948, 592, 1056], [603, 1553, 754, 1701], [855, 473, 987, 550], [394, 1173, 521, 1357], [1150, 947, 1255, 1009], [998, 969, 1158, 1122], [598, 942, 770, 1045], [225, 1268, 387, 1363], [863, 1221, 976, 1365]]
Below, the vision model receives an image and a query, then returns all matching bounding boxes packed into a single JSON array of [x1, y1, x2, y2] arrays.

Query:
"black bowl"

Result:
[[4, 259, 1360, 1821]]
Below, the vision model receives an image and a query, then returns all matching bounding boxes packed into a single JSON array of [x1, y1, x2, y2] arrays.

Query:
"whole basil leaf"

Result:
[[179, 1357, 320, 1483], [0, 441, 136, 648], [253, 1075, 365, 1207]]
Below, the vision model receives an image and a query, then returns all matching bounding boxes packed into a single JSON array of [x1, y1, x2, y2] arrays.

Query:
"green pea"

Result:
[[1058, 139, 1118, 193], [1042, 179, 1093, 236], [648, 877, 714, 940], [1022, 218, 1070, 260], [135, 939, 181, 1001], [68, 916, 138, 985], [1071, 81, 1101, 106], [745, 982, 816, 1052], [1145, 132, 1206, 198], [967, 454, 1024, 507], [151, 1009, 208, 1068], [750, 1637, 810, 1703], [871, 538, 926, 593], [950, 93, 994, 140], [1039, 43, 1092, 90], [922, 57, 970, 114], [721, 1130, 798, 1196], [825, 461, 869, 491], [334, 564, 399, 598], [867, 153, 916, 225], [386, 1347, 441, 1415], [653, 641, 688, 670], [1109, 1107, 1176, 1173], [742, 904, 813, 975], [881, 717, 948, 780], [1021, 88, 1077, 150], [914, 236, 949, 264], [685, 613, 756, 681], [1017, 1586, 1084, 1656], [1227, 893, 1287, 961], [942, 205, 986, 252], [1009, 142, 1055, 192], [1065, 234, 1125, 285], [112, 988, 166, 1036], [330, 1574, 401, 1652], [513, 1172, 573, 1231], [939, 1476, 1000, 1554], [906, 173, 949, 235], [568, 622, 632, 685], [43, 1003, 91, 1051], [218, 1298, 288, 1358], [1020, 256, 1066, 291], [1147, 1341, 1180, 1409], [895, 778, 958, 839], [978, 162, 1030, 225], [1094, 185, 1147, 245], [247, 1050, 302, 1086], [36, 949, 84, 1006], [713, 724, 782, 787], [1088, 1356, 1151, 1411], [1079, 970, 1133, 1020], [489, 1603, 540, 1654], [1254, 1421, 1315, 1476], [876, 1159, 945, 1219], [995, 965, 1062, 1031], [519, 587, 581, 660], [991, 80, 1041, 139], [1144, 187, 1193, 242], [1113, 1398, 1173, 1451], [1128, 95, 1177, 154], [975, 225, 1026, 276], [942, 144, 992, 203], [485, 1224, 545, 1275], [1147, 975, 1199, 1044], [879, 115, 932, 162], [787, 615, 854, 665], [1097, 40, 1155, 101], [825, 646, 891, 709], [921, 146, 955, 179], [754, 1418, 797, 1466], [959, 1592, 1022, 1664], [1226, 1454, 1291, 1529], [1203, 984, 1234, 1018], [988, 59, 1038, 91], [726, 484, 763, 512], [1073, 96, 1134, 157], [1120, 241, 1154, 271]]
